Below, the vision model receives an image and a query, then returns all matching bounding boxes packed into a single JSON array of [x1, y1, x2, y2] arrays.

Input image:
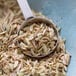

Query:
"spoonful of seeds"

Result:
[[17, 0, 59, 59]]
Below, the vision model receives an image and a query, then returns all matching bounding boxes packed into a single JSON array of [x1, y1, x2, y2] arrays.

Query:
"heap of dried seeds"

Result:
[[0, 0, 71, 76]]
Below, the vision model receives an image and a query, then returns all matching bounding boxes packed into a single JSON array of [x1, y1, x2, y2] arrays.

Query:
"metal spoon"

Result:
[[17, 0, 59, 59]]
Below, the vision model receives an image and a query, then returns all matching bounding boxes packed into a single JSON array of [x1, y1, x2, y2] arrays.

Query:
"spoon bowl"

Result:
[[17, 17, 59, 59]]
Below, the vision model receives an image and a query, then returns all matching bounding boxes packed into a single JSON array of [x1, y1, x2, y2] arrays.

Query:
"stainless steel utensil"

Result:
[[17, 0, 59, 59]]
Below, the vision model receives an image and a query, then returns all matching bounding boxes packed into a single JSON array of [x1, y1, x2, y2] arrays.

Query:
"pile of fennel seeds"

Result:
[[0, 0, 71, 76]]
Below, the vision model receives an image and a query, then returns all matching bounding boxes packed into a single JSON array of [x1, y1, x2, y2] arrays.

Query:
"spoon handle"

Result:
[[17, 0, 34, 20]]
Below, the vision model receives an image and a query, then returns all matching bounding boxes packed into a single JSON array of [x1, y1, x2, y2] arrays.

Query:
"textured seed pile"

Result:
[[0, 0, 71, 76]]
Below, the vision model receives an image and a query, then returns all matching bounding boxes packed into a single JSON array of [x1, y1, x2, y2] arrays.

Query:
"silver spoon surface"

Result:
[[17, 0, 59, 59]]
